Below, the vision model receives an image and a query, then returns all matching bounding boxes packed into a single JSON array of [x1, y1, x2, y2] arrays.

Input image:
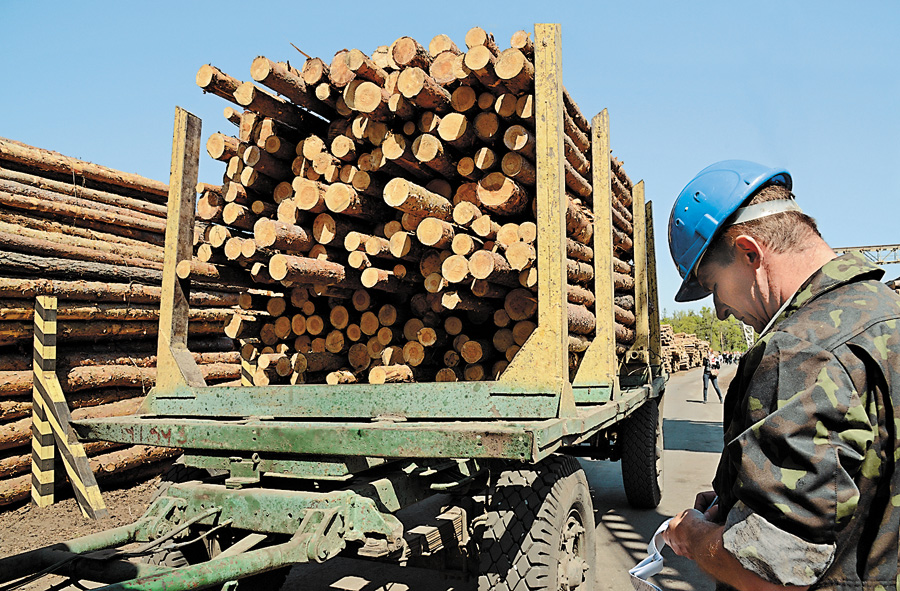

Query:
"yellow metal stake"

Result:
[[499, 23, 573, 417], [156, 107, 206, 395], [627, 182, 650, 367], [573, 109, 617, 399]]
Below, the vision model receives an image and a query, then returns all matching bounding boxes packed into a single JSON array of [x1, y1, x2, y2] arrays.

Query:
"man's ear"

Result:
[[732, 235, 763, 268]]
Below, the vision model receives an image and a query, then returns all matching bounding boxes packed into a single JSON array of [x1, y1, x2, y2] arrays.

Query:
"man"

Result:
[[663, 160, 900, 590]]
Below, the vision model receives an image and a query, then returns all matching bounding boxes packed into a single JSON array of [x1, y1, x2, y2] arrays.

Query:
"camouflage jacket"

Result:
[[712, 253, 900, 590]]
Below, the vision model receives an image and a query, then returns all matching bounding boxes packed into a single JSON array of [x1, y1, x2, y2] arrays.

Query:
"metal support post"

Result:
[[500, 23, 574, 417], [155, 107, 205, 396], [30, 295, 108, 519], [573, 109, 617, 401]]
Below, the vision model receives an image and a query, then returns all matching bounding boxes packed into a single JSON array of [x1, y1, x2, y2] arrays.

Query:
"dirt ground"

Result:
[[0, 472, 163, 559]]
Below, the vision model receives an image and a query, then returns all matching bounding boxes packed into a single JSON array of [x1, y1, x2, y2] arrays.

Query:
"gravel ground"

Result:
[[0, 474, 162, 559]]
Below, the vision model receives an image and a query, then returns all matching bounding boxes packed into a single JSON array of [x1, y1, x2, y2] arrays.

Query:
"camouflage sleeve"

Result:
[[723, 501, 834, 585], [721, 332, 877, 584]]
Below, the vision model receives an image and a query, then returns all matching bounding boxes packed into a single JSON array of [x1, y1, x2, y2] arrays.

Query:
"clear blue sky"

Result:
[[2, 1, 898, 313]]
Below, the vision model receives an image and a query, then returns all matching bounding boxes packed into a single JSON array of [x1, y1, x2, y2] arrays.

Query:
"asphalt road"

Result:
[[587, 363, 737, 591], [284, 363, 738, 591]]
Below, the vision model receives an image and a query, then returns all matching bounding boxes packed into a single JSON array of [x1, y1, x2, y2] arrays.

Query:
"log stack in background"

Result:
[[660, 324, 675, 374], [0, 138, 243, 506], [193, 26, 639, 386], [659, 324, 709, 373]]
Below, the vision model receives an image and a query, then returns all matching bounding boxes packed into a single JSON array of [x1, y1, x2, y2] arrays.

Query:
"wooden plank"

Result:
[[573, 109, 616, 395], [157, 107, 207, 393], [499, 24, 572, 416]]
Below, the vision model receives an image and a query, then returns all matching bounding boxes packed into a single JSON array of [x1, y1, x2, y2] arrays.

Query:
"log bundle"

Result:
[[0, 138, 243, 507], [659, 324, 709, 373], [194, 26, 640, 386]]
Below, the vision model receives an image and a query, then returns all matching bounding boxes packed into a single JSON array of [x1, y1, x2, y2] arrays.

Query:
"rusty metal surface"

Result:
[[143, 381, 561, 420]]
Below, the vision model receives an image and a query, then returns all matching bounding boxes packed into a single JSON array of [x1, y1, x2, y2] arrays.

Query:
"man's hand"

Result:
[[662, 493, 810, 591], [694, 490, 720, 521], [663, 507, 721, 561]]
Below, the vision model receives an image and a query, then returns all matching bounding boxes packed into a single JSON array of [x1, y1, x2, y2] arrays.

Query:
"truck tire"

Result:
[[478, 455, 595, 591], [620, 396, 664, 509]]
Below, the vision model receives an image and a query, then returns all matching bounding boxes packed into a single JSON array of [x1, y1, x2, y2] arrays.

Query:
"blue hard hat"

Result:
[[668, 160, 791, 302]]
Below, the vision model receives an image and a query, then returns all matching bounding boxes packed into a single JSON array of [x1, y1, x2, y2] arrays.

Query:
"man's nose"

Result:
[[713, 294, 729, 321]]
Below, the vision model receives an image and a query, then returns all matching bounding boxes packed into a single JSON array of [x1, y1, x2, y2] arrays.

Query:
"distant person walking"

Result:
[[702, 353, 723, 403]]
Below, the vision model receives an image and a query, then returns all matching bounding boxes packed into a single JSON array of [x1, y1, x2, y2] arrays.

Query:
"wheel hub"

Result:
[[558, 513, 588, 590]]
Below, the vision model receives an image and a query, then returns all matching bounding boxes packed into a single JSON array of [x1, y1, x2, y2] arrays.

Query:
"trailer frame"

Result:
[[0, 23, 666, 591]]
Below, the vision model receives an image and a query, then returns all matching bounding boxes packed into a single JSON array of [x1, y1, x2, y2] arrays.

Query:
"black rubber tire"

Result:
[[620, 396, 665, 509], [478, 455, 595, 591]]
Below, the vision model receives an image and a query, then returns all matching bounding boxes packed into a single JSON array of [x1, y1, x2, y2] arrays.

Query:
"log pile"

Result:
[[660, 329, 710, 372], [194, 26, 639, 385], [0, 138, 243, 507], [659, 323, 675, 374], [659, 325, 711, 373]]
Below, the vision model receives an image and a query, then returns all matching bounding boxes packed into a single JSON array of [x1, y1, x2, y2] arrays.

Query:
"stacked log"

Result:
[[659, 328, 709, 373], [194, 26, 639, 385], [0, 138, 243, 507], [659, 323, 675, 374]]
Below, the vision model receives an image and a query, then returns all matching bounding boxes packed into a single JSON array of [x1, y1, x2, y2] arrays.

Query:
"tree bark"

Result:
[[0, 276, 236, 306], [0, 300, 232, 323], [477, 173, 529, 215], [253, 218, 314, 252], [0, 179, 166, 235], [250, 56, 334, 119], [0, 137, 168, 202], [383, 178, 453, 220], [0, 165, 167, 217], [0, 320, 223, 348], [0, 228, 163, 271], [233, 82, 310, 130], [0, 397, 143, 453], [0, 250, 163, 285]]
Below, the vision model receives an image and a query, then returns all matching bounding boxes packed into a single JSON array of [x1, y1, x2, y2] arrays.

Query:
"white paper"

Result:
[[628, 518, 671, 591]]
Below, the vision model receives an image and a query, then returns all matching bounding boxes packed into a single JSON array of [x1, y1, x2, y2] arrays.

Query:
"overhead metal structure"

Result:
[[833, 244, 900, 266]]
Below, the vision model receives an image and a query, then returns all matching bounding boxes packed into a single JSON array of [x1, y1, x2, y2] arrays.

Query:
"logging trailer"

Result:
[[0, 24, 666, 591]]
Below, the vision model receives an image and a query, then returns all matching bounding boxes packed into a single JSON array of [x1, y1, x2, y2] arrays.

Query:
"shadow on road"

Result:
[[581, 458, 712, 591], [664, 418, 724, 453]]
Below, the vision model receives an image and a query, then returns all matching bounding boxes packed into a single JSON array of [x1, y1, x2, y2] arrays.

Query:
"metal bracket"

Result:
[[626, 350, 650, 365], [225, 454, 262, 489], [140, 495, 189, 541], [298, 508, 345, 563]]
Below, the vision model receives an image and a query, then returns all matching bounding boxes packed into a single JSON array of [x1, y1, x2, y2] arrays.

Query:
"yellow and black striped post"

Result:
[[30, 385, 55, 507], [240, 356, 255, 386], [30, 295, 108, 519]]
